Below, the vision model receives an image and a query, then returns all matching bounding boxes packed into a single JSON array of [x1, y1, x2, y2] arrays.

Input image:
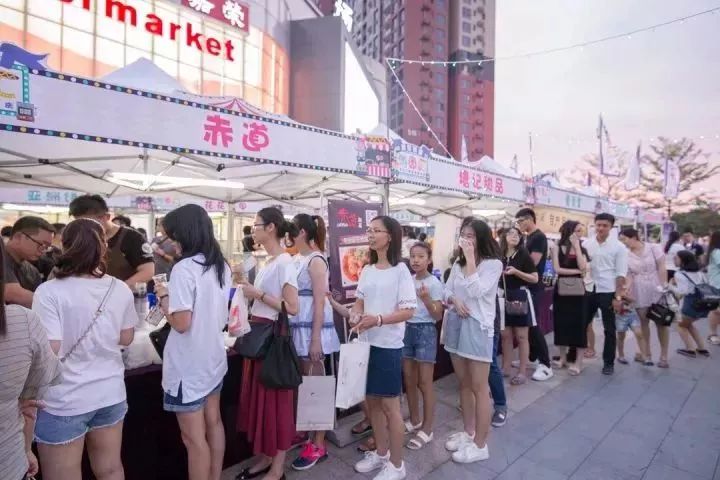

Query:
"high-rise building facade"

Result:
[[351, 0, 494, 160]]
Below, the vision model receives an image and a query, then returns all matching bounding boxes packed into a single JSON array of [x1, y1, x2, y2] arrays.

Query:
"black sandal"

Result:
[[696, 349, 710, 357], [235, 465, 271, 480], [677, 349, 697, 358]]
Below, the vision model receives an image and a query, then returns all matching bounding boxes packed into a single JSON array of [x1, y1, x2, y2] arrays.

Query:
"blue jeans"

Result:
[[488, 330, 507, 409]]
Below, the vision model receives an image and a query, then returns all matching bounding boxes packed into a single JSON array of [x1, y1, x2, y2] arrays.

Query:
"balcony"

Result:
[[421, 3, 431, 12]]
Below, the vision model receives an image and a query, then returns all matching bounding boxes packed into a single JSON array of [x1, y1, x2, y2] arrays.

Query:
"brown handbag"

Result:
[[501, 272, 530, 316], [557, 277, 586, 296]]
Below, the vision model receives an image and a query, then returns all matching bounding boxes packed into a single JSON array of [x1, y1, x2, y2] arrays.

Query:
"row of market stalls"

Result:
[[0, 47, 654, 269]]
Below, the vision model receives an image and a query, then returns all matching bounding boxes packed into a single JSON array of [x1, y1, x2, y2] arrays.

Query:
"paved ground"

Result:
[[223, 318, 720, 480]]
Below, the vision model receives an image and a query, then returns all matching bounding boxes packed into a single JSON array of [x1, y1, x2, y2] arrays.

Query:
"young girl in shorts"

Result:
[[670, 250, 711, 358], [403, 242, 443, 450]]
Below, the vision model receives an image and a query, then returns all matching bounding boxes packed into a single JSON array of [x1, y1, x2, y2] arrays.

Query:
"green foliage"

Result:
[[671, 208, 720, 237]]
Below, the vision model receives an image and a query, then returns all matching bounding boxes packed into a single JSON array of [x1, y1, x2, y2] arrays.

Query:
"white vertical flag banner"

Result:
[[663, 158, 680, 199], [461, 135, 469, 164], [624, 142, 641, 190]]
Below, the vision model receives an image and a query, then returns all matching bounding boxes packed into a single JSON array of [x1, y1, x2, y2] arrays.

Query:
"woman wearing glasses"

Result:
[[350, 216, 417, 480], [236, 207, 299, 480]]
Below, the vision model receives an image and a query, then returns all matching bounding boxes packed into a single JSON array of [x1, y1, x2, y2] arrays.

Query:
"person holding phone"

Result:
[[350, 216, 416, 480], [443, 217, 503, 464]]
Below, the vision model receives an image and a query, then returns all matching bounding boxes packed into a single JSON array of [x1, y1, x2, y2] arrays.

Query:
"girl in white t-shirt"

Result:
[[235, 207, 299, 480], [350, 216, 417, 480], [443, 217, 503, 465], [156, 204, 231, 480], [32, 219, 136, 480]]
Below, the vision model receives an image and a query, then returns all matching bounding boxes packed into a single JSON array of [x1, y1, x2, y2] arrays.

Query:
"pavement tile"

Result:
[[569, 460, 644, 480], [656, 431, 720, 478], [425, 459, 496, 480], [524, 429, 597, 476], [585, 430, 659, 478], [643, 460, 709, 480], [494, 457, 568, 480]]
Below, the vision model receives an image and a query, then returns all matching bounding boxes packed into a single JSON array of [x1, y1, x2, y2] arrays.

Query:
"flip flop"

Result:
[[551, 360, 566, 369], [406, 431, 433, 450], [568, 365, 582, 376], [677, 349, 697, 358], [356, 437, 376, 453], [617, 357, 629, 365], [510, 375, 527, 385], [657, 360, 669, 368], [351, 421, 372, 435], [584, 349, 597, 359], [708, 335, 720, 346], [696, 349, 710, 357]]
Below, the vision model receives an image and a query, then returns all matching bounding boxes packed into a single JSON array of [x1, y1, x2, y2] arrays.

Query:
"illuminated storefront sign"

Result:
[[58, 0, 244, 61], [181, 0, 249, 33]]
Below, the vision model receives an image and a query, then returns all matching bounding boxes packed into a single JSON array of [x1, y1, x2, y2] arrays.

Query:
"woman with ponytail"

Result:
[[236, 207, 299, 480], [289, 214, 340, 471]]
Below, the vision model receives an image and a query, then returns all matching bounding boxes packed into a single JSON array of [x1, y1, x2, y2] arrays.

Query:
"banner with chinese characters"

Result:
[[181, 0, 250, 34], [0, 68, 363, 175], [392, 139, 431, 183], [327, 200, 381, 303], [534, 207, 594, 236], [0, 186, 132, 208], [418, 157, 525, 201]]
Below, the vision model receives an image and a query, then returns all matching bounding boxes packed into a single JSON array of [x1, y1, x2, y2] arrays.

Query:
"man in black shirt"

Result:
[[682, 227, 705, 259], [3, 216, 55, 307], [70, 195, 154, 287], [515, 208, 554, 381]]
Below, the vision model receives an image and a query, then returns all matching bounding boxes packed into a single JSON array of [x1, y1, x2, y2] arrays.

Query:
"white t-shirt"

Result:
[[250, 253, 298, 320], [356, 263, 417, 349], [409, 274, 444, 324], [32, 275, 135, 416], [665, 243, 684, 271], [444, 260, 503, 332], [163, 255, 231, 403]]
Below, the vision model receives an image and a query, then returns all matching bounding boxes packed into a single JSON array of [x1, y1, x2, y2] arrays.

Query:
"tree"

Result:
[[671, 208, 720, 237], [563, 137, 720, 213]]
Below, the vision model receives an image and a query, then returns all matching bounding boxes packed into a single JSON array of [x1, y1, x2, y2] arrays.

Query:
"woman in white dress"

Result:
[[443, 217, 503, 465], [289, 213, 340, 471]]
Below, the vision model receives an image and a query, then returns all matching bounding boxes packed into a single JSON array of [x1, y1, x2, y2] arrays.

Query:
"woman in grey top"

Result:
[[0, 242, 61, 480]]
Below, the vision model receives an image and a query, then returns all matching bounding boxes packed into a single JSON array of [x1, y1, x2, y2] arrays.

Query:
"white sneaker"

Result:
[[445, 431, 475, 452], [512, 359, 538, 368], [452, 442, 489, 464], [532, 364, 554, 381], [355, 451, 389, 473], [372, 461, 406, 480]]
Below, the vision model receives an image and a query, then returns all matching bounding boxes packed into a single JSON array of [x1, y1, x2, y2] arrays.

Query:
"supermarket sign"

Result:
[[58, 0, 250, 62]]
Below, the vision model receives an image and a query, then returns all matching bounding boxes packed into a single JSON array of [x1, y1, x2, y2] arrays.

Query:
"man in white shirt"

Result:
[[581, 213, 628, 375]]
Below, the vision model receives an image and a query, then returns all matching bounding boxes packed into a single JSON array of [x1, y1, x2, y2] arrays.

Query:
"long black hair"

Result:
[[664, 230, 681, 254], [457, 216, 500, 266], [370, 215, 403, 266], [162, 204, 228, 287], [0, 241, 6, 335], [677, 250, 701, 272], [257, 207, 299, 241], [707, 231, 720, 266], [293, 213, 327, 252], [558, 221, 580, 248]]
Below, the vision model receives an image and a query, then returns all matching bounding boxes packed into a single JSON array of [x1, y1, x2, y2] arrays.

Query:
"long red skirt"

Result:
[[237, 355, 296, 457]]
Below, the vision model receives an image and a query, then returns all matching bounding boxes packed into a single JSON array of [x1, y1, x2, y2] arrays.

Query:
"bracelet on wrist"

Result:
[[376, 314, 383, 327]]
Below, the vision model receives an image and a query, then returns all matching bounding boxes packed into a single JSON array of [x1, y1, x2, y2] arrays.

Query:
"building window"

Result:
[[462, 7, 471, 18], [434, 43, 444, 54], [434, 88, 444, 100], [462, 36, 471, 47], [435, 117, 444, 129], [462, 22, 471, 33], [437, 102, 445, 111], [434, 28, 445, 41], [435, 14, 446, 25]]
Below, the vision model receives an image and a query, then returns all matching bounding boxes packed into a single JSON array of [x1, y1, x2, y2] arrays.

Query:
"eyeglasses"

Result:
[[366, 228, 389, 235], [23, 233, 51, 252]]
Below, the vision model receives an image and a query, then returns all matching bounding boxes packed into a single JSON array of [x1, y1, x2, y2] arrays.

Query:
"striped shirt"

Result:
[[0, 305, 61, 480]]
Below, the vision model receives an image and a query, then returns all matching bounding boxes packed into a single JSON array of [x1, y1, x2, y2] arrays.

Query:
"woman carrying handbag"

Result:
[[498, 227, 538, 384], [551, 221, 590, 375], [235, 207, 299, 480]]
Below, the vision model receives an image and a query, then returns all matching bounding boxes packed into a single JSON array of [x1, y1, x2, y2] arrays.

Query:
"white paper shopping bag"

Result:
[[335, 339, 370, 410], [296, 374, 337, 431]]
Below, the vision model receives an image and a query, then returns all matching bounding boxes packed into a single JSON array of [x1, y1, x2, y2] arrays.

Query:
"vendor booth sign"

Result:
[[328, 200, 381, 303], [392, 140, 430, 183], [0, 45, 36, 121]]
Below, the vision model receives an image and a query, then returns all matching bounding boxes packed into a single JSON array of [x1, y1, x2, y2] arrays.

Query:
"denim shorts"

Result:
[[615, 310, 640, 333], [163, 381, 223, 413], [403, 323, 438, 363], [35, 401, 128, 445], [366, 346, 402, 397]]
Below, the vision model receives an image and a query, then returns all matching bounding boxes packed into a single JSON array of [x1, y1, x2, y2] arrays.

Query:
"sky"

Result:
[[493, 0, 720, 177]]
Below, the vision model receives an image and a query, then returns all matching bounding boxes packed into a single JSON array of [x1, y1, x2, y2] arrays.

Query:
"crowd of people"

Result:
[[1, 197, 719, 480]]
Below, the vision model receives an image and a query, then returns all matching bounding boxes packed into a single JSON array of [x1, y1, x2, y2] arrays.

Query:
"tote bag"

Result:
[[260, 302, 303, 389], [335, 335, 370, 410], [296, 364, 336, 431]]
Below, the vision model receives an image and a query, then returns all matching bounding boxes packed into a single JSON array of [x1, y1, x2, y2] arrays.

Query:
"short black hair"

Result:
[[112, 215, 132, 227], [619, 227, 639, 240], [676, 250, 700, 272], [243, 225, 252, 235], [515, 207, 536, 223], [69, 194, 108, 217], [52, 223, 66, 233], [1, 226, 11, 237], [682, 226, 694, 235], [594, 212, 616, 226], [11, 216, 55, 236]]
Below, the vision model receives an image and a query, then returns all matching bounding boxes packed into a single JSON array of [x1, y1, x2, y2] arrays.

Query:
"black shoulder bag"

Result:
[[260, 302, 303, 390]]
